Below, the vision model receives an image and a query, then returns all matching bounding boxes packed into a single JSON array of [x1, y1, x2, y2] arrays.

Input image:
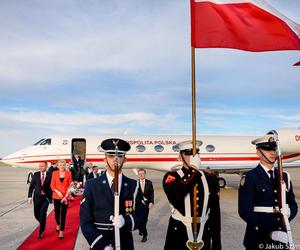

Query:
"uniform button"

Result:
[[188, 174, 191, 177], [274, 190, 277, 193], [208, 227, 210, 230], [279, 227, 282, 230], [183, 179, 186, 182], [196, 190, 199, 193], [174, 227, 177, 230], [192, 170, 195, 172], [275, 199, 278, 202], [262, 189, 265, 192], [197, 205, 199, 208], [255, 226, 259, 231], [196, 197, 199, 200], [277, 218, 280, 221]]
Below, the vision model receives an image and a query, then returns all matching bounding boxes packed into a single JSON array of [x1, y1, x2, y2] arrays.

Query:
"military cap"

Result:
[[98, 138, 131, 156], [251, 134, 278, 151], [175, 140, 203, 155]]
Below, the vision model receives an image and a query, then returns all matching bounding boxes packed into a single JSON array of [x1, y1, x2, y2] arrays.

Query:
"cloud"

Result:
[[0, 1, 189, 92]]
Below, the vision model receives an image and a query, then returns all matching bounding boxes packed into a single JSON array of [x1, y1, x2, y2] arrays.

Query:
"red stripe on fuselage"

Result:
[[14, 153, 300, 164]]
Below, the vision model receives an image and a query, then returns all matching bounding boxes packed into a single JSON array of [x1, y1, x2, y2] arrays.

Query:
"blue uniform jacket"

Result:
[[80, 172, 146, 250], [238, 164, 298, 249]]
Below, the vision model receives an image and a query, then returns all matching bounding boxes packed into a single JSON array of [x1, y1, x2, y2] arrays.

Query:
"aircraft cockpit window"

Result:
[[40, 138, 51, 145], [33, 138, 46, 145], [136, 145, 146, 152], [154, 145, 164, 152], [172, 145, 179, 152], [206, 144, 215, 152]]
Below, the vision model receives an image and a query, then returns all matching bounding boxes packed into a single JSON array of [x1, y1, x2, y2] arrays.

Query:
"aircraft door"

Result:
[[71, 138, 86, 161]]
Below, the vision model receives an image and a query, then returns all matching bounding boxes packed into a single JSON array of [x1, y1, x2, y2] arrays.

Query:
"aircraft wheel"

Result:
[[218, 177, 226, 188]]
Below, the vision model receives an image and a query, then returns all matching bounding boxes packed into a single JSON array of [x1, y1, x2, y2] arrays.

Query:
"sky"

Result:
[[0, 0, 300, 157]]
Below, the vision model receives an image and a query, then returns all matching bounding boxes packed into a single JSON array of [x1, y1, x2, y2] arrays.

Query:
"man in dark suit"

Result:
[[137, 168, 154, 242], [239, 135, 298, 250], [28, 161, 53, 238], [72, 154, 84, 182], [80, 138, 146, 250], [87, 165, 100, 180], [48, 161, 58, 174]]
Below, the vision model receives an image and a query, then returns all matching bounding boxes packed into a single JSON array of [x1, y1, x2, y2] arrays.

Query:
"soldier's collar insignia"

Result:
[[165, 174, 176, 184], [240, 176, 246, 186]]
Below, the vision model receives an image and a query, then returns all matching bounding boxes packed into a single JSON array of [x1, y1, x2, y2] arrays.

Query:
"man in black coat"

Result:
[[163, 140, 221, 250], [87, 165, 100, 180], [72, 154, 85, 182], [28, 161, 52, 238], [80, 138, 146, 250], [239, 134, 298, 250], [137, 168, 154, 242]]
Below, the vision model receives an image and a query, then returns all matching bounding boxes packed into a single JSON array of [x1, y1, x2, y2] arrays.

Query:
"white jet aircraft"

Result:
[[1, 127, 300, 187]]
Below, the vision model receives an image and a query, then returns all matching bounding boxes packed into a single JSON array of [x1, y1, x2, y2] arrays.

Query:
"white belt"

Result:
[[171, 207, 209, 224], [253, 206, 280, 213]]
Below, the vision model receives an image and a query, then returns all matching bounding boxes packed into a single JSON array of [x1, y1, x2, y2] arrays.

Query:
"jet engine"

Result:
[[267, 128, 300, 155]]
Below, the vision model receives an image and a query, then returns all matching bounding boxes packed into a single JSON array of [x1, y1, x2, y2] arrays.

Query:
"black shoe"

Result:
[[138, 231, 143, 236], [141, 236, 147, 242], [37, 233, 43, 239]]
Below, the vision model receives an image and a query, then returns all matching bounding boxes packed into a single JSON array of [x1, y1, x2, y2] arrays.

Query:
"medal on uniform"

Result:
[[187, 240, 204, 250], [125, 200, 133, 214]]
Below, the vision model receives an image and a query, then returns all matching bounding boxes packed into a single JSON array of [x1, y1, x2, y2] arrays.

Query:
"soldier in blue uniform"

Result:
[[238, 134, 298, 250], [80, 138, 146, 250], [163, 140, 222, 250]]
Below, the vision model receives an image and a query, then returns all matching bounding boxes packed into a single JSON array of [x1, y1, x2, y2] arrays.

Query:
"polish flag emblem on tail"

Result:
[[190, 0, 300, 53]]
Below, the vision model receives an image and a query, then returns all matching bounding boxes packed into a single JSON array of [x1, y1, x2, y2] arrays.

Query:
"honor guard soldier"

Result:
[[238, 135, 298, 250], [163, 140, 222, 250], [80, 138, 146, 250]]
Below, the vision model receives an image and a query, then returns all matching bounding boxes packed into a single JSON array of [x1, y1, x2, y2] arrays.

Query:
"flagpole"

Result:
[[191, 46, 197, 156]]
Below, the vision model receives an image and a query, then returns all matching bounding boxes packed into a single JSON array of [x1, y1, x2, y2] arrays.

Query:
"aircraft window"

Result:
[[206, 144, 215, 152], [40, 138, 51, 145], [136, 145, 146, 152], [154, 145, 164, 152], [172, 145, 179, 152], [34, 138, 46, 145]]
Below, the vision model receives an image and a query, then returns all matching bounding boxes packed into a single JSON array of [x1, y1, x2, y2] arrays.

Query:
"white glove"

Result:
[[271, 231, 288, 244], [189, 155, 201, 169], [112, 215, 125, 229], [104, 246, 113, 250], [171, 164, 182, 172], [281, 205, 291, 218]]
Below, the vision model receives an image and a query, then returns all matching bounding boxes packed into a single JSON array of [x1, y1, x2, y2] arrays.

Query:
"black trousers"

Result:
[[33, 196, 49, 233], [53, 199, 68, 231], [139, 207, 149, 237]]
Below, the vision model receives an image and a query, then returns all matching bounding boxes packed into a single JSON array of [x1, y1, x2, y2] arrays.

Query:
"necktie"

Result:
[[268, 170, 276, 186], [111, 180, 114, 195], [141, 180, 145, 193], [41, 173, 45, 186], [41, 173, 45, 195]]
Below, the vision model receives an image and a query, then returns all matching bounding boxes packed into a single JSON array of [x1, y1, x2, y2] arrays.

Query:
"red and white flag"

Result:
[[190, 0, 300, 52]]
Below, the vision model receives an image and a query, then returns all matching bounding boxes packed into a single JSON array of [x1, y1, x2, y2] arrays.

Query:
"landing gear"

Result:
[[218, 177, 226, 188]]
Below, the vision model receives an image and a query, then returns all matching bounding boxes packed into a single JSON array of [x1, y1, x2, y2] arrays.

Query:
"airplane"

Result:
[[1, 127, 300, 187]]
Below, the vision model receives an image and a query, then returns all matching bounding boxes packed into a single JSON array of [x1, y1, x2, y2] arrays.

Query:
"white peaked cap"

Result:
[[175, 140, 203, 151], [251, 134, 278, 146]]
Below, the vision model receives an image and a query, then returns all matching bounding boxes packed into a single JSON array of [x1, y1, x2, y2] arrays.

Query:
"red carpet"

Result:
[[18, 196, 81, 250]]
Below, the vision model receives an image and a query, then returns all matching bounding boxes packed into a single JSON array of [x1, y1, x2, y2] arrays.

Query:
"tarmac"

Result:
[[0, 162, 299, 250]]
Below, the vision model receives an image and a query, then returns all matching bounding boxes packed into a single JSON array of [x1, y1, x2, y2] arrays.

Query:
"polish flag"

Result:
[[191, 0, 300, 52]]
